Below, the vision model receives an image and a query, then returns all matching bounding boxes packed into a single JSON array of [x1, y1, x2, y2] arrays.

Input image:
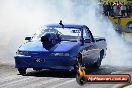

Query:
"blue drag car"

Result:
[[14, 22, 107, 74]]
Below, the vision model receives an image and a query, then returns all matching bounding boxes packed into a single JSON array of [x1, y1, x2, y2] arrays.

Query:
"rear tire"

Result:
[[76, 54, 82, 67], [72, 54, 82, 75], [92, 50, 104, 69], [93, 58, 102, 69], [18, 68, 27, 75]]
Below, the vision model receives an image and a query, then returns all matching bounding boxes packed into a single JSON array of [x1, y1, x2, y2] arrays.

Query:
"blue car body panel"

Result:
[[15, 56, 76, 70], [46, 24, 83, 29], [15, 41, 81, 70], [19, 41, 81, 52]]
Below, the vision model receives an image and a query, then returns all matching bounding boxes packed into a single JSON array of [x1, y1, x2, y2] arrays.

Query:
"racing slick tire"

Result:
[[18, 68, 27, 75], [92, 50, 104, 69], [72, 54, 82, 75]]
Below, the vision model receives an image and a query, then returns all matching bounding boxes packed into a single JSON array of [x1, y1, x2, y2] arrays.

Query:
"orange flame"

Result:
[[77, 66, 86, 76]]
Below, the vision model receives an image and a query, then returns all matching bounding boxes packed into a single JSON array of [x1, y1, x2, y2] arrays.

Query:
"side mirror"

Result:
[[84, 39, 91, 43], [25, 37, 31, 40]]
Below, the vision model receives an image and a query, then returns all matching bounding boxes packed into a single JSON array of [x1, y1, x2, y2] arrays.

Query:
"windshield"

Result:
[[32, 26, 82, 41]]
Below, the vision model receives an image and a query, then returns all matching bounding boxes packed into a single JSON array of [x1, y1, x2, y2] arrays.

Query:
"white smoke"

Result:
[[0, 0, 132, 66]]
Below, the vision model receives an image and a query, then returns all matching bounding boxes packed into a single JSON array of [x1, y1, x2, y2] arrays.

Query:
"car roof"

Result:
[[45, 24, 86, 29]]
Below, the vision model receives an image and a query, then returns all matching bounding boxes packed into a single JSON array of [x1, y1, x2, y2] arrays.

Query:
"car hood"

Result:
[[18, 41, 81, 52]]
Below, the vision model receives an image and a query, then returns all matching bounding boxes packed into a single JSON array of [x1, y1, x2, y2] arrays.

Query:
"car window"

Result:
[[83, 28, 92, 40]]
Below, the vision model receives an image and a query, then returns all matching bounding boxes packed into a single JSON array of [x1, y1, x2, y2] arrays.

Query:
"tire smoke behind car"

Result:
[[0, 0, 132, 66]]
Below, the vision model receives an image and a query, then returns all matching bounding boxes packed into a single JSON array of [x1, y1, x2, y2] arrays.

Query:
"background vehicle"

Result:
[[14, 23, 107, 75]]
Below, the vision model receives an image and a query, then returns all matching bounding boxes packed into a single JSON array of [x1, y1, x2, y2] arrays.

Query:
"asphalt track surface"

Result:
[[0, 63, 132, 88]]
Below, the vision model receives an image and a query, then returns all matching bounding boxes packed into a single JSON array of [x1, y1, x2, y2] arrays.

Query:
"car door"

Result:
[[81, 27, 100, 66]]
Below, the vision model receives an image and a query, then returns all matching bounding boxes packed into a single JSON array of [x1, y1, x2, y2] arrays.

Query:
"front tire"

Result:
[[18, 68, 27, 75]]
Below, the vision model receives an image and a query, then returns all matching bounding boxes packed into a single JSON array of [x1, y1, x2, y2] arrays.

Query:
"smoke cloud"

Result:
[[0, 0, 132, 66]]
